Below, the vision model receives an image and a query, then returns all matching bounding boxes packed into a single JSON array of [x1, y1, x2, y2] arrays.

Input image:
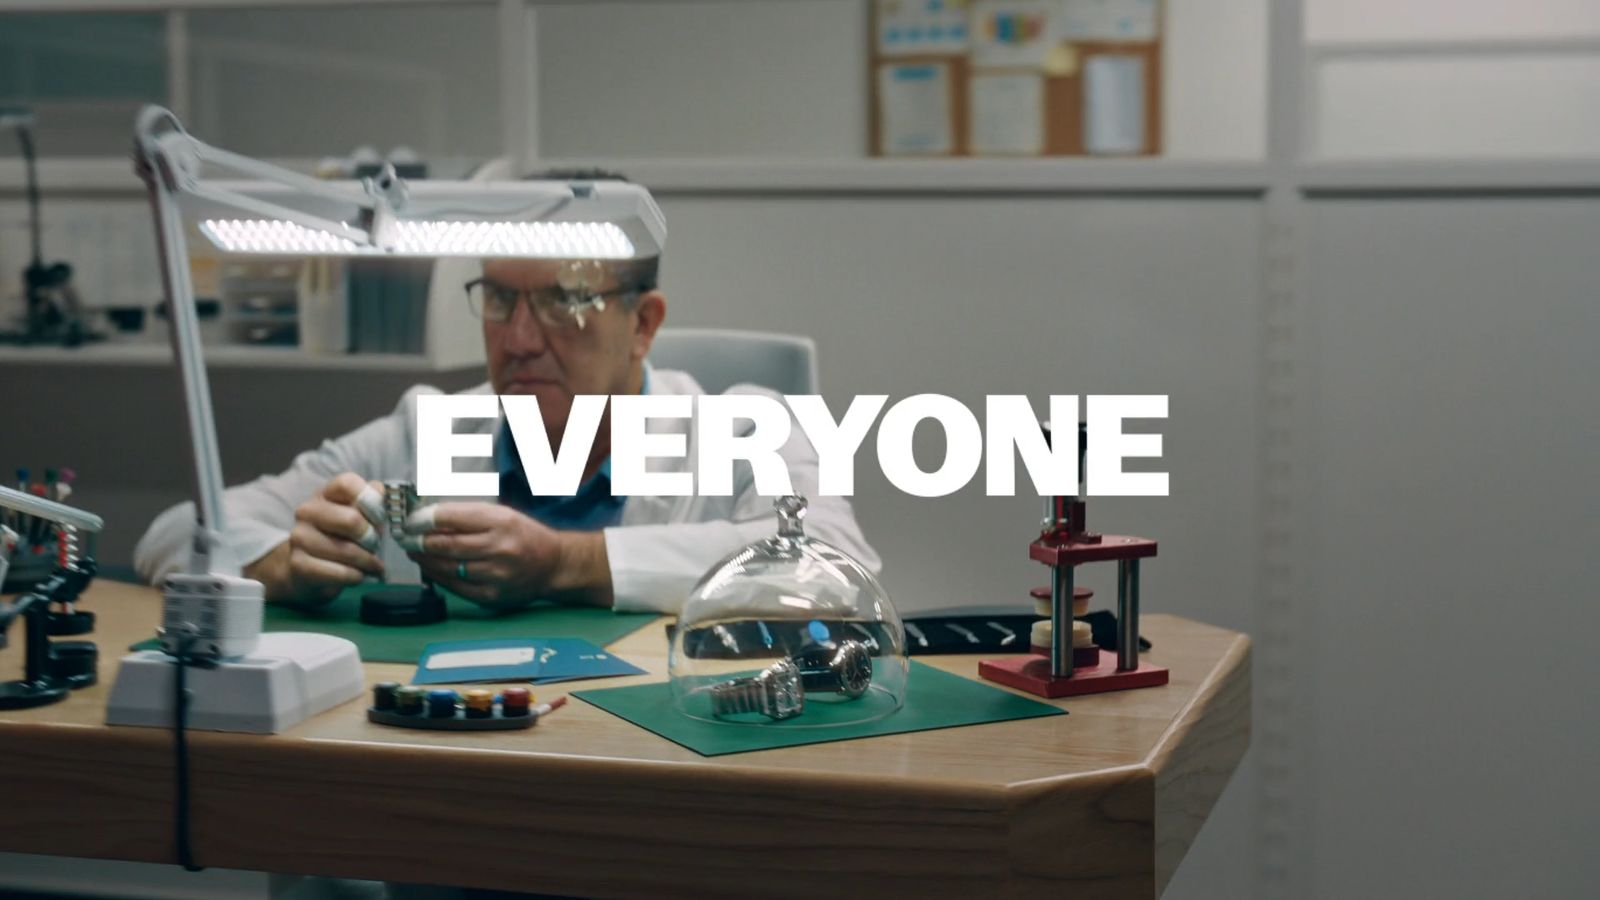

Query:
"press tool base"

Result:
[[979, 650, 1169, 699]]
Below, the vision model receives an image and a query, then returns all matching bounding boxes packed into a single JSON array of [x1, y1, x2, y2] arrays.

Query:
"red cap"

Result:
[[500, 687, 532, 713]]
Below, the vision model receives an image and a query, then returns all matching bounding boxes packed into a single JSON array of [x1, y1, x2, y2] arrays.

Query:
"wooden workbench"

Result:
[[0, 581, 1249, 899]]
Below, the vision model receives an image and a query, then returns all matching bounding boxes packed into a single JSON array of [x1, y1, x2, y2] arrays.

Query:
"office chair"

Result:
[[647, 328, 819, 396]]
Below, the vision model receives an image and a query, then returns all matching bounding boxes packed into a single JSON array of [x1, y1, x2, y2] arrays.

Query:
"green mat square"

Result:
[[133, 583, 657, 664], [572, 661, 1065, 756]]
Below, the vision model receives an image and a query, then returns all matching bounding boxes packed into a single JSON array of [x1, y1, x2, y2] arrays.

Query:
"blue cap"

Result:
[[426, 689, 459, 717]]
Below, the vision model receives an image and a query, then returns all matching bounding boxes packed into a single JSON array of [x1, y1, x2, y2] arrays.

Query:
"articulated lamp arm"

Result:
[[135, 108, 233, 575], [135, 106, 393, 248], [132, 106, 404, 574]]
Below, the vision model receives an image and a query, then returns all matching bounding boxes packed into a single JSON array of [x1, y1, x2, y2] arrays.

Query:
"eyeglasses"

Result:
[[463, 277, 639, 331]]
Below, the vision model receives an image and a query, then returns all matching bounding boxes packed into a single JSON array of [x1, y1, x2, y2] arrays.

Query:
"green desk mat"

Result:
[[133, 583, 657, 664], [572, 661, 1065, 757]]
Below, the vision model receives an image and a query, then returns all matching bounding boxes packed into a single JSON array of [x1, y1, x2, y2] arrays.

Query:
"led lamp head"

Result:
[[197, 218, 636, 259]]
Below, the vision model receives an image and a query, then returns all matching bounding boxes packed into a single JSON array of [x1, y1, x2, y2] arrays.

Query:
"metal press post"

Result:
[[1049, 490, 1073, 679], [1045, 420, 1074, 679], [1117, 559, 1140, 671], [1050, 560, 1074, 678]]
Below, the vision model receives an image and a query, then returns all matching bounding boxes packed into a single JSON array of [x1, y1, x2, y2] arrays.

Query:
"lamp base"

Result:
[[159, 572, 263, 659], [105, 632, 364, 734]]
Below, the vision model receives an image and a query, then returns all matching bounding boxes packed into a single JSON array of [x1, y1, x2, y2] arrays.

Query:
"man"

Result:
[[133, 177, 879, 614]]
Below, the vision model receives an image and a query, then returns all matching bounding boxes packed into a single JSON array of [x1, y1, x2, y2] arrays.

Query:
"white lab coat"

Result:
[[132, 366, 881, 613]]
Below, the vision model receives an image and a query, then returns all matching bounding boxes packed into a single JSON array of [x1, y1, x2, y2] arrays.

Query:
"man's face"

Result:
[[480, 259, 660, 442]]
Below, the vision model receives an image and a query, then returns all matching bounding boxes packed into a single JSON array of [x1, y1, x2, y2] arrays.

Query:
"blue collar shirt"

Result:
[[493, 367, 651, 531]]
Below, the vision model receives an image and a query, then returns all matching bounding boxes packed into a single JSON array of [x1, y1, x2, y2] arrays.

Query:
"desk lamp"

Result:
[[105, 106, 666, 734], [0, 107, 93, 346], [0, 484, 103, 709]]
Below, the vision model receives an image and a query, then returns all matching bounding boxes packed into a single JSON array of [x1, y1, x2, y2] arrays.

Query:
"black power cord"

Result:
[[169, 632, 213, 872]]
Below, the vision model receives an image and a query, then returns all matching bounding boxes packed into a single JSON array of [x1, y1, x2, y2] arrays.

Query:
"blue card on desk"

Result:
[[532, 637, 647, 683], [412, 637, 645, 685]]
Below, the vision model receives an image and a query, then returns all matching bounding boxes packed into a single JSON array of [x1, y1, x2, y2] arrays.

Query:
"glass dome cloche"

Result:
[[669, 496, 908, 727]]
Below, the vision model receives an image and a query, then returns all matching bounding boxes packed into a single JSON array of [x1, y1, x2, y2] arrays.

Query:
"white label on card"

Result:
[[426, 647, 536, 670]]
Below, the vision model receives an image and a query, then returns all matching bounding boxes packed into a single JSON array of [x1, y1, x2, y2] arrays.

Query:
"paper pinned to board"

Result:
[[1083, 53, 1146, 155], [878, 62, 953, 155], [1044, 43, 1080, 76], [969, 72, 1044, 155], [1058, 0, 1160, 42], [971, 0, 1056, 68], [876, 0, 971, 56]]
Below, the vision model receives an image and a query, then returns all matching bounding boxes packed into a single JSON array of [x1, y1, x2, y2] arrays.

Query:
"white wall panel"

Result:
[[185, 4, 503, 164], [537, 0, 1267, 160], [1165, 0, 1268, 159], [1308, 0, 1600, 43], [652, 193, 1262, 623], [1314, 53, 1600, 159], [536, 0, 867, 159], [649, 192, 1263, 898], [1303, 196, 1600, 898]]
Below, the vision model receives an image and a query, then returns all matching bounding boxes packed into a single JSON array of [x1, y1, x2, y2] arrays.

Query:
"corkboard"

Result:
[[868, 1, 1164, 158]]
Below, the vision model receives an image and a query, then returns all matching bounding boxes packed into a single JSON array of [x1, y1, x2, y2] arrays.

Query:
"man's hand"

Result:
[[408, 502, 612, 610], [246, 472, 384, 605]]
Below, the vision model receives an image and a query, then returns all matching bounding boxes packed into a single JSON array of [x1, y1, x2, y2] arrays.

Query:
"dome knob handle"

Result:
[[774, 495, 808, 538]]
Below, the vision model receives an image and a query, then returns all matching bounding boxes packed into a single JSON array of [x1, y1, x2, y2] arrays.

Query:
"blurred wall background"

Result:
[[2, 2, 1597, 897]]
